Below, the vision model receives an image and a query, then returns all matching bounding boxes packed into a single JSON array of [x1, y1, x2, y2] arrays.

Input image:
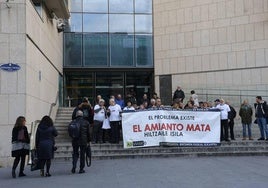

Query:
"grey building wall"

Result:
[[0, 0, 63, 166], [153, 0, 268, 106]]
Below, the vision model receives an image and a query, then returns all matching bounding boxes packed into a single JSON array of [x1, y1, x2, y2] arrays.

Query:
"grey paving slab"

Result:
[[1, 157, 268, 188]]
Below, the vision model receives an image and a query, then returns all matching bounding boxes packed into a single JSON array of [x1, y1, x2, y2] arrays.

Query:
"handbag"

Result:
[[86, 144, 91, 167], [102, 118, 111, 129], [30, 149, 41, 171]]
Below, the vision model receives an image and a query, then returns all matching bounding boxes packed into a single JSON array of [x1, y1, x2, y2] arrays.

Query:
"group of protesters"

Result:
[[70, 86, 268, 145], [11, 86, 268, 178]]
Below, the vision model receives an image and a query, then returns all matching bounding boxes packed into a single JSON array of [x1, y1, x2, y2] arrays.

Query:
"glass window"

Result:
[[83, 0, 108, 13], [70, 13, 82, 32], [64, 72, 94, 106], [109, 14, 134, 33], [32, 1, 42, 17], [110, 34, 134, 66], [135, 15, 152, 33], [135, 0, 152, 13], [83, 34, 108, 66], [96, 72, 124, 103], [109, 0, 134, 13], [83, 14, 108, 32], [135, 35, 153, 66], [71, 0, 82, 12], [64, 33, 83, 67]]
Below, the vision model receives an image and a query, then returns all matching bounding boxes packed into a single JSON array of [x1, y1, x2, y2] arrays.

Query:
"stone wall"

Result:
[[0, 0, 62, 166], [153, 0, 268, 103]]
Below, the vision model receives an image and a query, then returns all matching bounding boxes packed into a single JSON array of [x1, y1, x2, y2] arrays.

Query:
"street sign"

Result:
[[0, 63, 21, 72]]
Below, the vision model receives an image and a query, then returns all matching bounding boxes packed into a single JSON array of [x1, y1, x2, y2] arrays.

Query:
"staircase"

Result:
[[54, 107, 268, 161]]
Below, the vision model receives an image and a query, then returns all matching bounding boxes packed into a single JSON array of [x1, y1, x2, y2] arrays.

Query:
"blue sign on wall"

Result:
[[0, 63, 21, 72]]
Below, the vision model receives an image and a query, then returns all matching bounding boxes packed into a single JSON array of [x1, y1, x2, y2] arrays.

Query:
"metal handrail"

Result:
[[49, 91, 59, 117], [28, 120, 40, 165]]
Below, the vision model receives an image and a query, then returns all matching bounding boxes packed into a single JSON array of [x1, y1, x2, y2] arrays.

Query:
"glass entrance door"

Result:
[[95, 72, 124, 104], [63, 70, 153, 107]]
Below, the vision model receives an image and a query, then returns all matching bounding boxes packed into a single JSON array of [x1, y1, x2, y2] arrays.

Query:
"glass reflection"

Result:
[[135, 0, 152, 13], [135, 15, 152, 33], [71, 0, 82, 12], [110, 34, 134, 66], [109, 14, 134, 33], [135, 34, 153, 66], [109, 0, 134, 13], [64, 33, 82, 66], [83, 14, 108, 32], [84, 34, 108, 66], [70, 13, 82, 32], [83, 0, 108, 13]]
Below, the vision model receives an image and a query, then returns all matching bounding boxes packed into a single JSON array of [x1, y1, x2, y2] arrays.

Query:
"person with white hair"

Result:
[[93, 99, 106, 144], [107, 98, 122, 144], [216, 99, 231, 142]]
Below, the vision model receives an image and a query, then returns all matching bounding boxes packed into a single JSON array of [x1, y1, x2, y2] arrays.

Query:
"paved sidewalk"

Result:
[[1, 156, 268, 188]]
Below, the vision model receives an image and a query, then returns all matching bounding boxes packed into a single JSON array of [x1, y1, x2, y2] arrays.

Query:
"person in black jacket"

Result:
[[226, 101, 237, 140], [173, 86, 185, 103], [254, 96, 268, 140], [11, 116, 30, 178], [36, 116, 58, 177], [72, 97, 93, 123], [71, 110, 90, 174]]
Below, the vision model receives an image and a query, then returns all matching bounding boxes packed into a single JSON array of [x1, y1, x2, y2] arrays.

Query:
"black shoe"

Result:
[[18, 172, 26, 177], [12, 170, 16, 178], [79, 169, 85, 174], [71, 167, 76, 174], [45, 173, 51, 177], [266, 138, 268, 141], [231, 138, 235, 140], [258, 137, 265, 140], [225, 139, 230, 142]]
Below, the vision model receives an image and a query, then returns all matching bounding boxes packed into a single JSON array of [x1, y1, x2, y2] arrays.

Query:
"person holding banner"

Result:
[[216, 99, 231, 142], [107, 98, 122, 144], [93, 99, 106, 144]]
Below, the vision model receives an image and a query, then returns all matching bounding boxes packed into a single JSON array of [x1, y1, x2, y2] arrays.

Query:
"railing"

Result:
[[28, 120, 40, 165], [183, 88, 268, 108], [49, 91, 59, 120]]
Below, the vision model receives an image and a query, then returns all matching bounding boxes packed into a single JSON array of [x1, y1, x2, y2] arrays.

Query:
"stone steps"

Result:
[[53, 107, 268, 162]]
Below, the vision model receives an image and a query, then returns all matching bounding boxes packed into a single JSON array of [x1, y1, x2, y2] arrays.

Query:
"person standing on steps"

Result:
[[36, 116, 58, 177], [239, 99, 253, 140], [254, 96, 268, 140], [173, 86, 185, 103], [226, 101, 237, 140], [71, 110, 90, 174], [216, 99, 231, 142], [11, 116, 30, 178]]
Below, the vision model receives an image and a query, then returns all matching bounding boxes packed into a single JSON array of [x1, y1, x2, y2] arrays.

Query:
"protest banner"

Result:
[[122, 110, 221, 148]]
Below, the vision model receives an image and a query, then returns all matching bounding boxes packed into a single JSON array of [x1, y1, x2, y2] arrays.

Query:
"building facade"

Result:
[[154, 0, 268, 105], [63, 0, 153, 106], [0, 0, 69, 165]]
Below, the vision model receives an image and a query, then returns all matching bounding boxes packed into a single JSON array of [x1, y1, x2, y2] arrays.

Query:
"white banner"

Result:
[[122, 110, 221, 148]]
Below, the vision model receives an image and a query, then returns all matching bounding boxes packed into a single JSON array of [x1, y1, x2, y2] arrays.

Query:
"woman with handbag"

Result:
[[36, 116, 58, 177], [11, 116, 30, 178]]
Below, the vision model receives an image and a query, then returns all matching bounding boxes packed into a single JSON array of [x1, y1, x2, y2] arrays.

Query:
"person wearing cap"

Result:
[[71, 110, 90, 174], [93, 99, 106, 144], [216, 99, 231, 142]]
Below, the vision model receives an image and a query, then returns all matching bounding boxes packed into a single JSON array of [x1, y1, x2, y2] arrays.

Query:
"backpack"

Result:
[[68, 119, 80, 139]]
